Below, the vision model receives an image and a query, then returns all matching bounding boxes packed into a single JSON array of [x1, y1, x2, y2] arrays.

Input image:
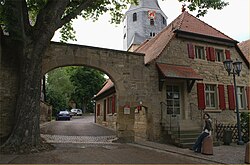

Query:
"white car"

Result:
[[70, 109, 82, 116], [76, 109, 83, 116]]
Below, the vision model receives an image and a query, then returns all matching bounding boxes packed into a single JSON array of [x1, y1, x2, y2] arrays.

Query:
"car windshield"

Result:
[[59, 111, 69, 114]]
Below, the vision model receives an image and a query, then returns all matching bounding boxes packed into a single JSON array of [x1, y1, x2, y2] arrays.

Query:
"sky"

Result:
[[52, 0, 250, 51]]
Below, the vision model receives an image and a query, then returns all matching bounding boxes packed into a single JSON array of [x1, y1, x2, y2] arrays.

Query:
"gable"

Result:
[[135, 11, 239, 65]]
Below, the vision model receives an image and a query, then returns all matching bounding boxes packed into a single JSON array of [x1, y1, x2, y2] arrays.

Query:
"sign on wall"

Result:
[[123, 105, 130, 115]]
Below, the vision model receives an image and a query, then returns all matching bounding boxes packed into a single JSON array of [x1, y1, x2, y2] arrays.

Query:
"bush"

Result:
[[240, 112, 249, 142]]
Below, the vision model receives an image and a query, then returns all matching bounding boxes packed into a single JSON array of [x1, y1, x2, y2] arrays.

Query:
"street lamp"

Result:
[[223, 58, 244, 145]]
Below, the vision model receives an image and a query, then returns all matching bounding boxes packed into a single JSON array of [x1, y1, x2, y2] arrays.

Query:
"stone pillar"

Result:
[[116, 100, 135, 143]]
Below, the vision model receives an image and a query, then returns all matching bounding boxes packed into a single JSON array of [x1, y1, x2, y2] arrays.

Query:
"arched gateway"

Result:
[[42, 42, 149, 142]]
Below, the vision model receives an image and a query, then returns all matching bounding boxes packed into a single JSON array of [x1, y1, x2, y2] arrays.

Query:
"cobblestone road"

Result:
[[41, 134, 117, 144]]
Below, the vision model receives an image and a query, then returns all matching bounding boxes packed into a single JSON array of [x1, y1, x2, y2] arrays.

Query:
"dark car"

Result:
[[56, 110, 70, 121]]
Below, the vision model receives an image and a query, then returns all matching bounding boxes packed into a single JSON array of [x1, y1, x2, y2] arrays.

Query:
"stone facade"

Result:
[[93, 12, 250, 142], [40, 101, 52, 123], [1, 13, 249, 144]]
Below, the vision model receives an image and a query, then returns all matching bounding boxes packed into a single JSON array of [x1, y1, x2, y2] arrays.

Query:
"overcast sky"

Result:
[[52, 0, 250, 51]]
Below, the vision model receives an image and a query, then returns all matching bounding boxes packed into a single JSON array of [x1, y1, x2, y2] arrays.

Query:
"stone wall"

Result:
[[134, 106, 148, 139], [147, 37, 250, 141], [95, 98, 117, 130], [40, 101, 52, 123]]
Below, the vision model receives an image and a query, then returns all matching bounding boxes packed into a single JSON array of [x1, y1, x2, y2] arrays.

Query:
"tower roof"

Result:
[[127, 0, 161, 13]]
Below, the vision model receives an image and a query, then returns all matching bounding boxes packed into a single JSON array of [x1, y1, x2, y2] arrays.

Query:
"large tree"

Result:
[[46, 67, 75, 116], [69, 66, 106, 112], [0, 0, 228, 153]]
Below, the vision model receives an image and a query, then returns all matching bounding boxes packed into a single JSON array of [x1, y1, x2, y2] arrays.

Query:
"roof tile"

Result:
[[135, 11, 236, 64]]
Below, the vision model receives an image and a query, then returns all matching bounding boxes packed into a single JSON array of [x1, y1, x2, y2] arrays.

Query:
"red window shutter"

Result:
[[227, 85, 235, 110], [206, 47, 211, 61], [246, 86, 250, 110], [197, 83, 205, 110], [112, 95, 116, 114], [209, 47, 215, 61], [97, 104, 100, 116], [218, 84, 226, 110], [225, 50, 231, 59], [187, 43, 195, 59]]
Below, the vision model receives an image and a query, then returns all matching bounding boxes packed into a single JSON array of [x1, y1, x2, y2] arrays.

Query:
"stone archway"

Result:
[[42, 42, 147, 142]]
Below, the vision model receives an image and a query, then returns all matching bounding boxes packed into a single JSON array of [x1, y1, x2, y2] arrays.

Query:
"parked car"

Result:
[[70, 109, 83, 116], [56, 110, 70, 121], [70, 109, 78, 116], [76, 109, 83, 116]]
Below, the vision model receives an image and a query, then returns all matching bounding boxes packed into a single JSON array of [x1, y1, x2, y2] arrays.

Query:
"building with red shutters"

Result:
[[94, 7, 249, 146]]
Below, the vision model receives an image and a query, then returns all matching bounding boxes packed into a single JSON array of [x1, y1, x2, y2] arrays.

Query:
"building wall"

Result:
[[149, 37, 250, 139], [95, 94, 117, 130], [134, 106, 148, 139], [40, 101, 52, 123]]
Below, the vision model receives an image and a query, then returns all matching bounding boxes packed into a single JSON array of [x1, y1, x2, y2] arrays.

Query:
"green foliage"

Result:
[[59, 21, 77, 42], [46, 67, 75, 115], [0, 0, 228, 42], [178, 0, 228, 17], [46, 66, 106, 114], [69, 66, 106, 112], [240, 112, 249, 142]]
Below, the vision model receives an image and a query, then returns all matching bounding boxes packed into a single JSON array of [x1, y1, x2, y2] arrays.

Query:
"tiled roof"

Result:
[[156, 63, 203, 80], [135, 11, 237, 64], [95, 79, 114, 97], [238, 39, 250, 62], [176, 12, 234, 41]]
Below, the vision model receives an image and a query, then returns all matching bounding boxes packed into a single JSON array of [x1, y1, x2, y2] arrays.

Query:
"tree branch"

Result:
[[33, 0, 69, 39], [57, 0, 94, 29], [21, 0, 32, 35]]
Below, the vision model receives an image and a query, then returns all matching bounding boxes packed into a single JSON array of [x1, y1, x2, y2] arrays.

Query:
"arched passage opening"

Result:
[[42, 42, 147, 142], [40, 65, 118, 143]]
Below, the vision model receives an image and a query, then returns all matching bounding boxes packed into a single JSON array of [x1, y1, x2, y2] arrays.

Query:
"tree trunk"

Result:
[[1, 38, 49, 153]]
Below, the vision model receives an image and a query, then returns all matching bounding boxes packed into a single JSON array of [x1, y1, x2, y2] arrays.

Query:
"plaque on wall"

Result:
[[124, 106, 130, 115]]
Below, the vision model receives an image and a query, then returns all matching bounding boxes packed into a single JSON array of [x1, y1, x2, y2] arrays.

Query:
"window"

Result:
[[195, 46, 205, 60], [133, 13, 137, 22], [150, 19, 154, 26], [108, 96, 113, 114], [162, 16, 166, 25], [205, 84, 217, 108], [166, 85, 180, 114], [150, 32, 156, 37], [215, 49, 224, 62], [123, 33, 126, 39], [237, 86, 246, 109], [97, 104, 100, 116]]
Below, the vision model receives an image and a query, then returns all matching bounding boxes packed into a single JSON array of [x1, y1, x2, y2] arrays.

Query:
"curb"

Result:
[[133, 142, 225, 164]]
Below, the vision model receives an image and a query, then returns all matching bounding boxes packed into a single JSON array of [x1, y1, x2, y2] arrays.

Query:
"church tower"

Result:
[[123, 0, 168, 51]]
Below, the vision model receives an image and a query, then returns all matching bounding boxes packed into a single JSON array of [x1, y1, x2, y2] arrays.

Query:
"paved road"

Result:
[[15, 114, 202, 164], [3, 143, 205, 164], [41, 115, 115, 136]]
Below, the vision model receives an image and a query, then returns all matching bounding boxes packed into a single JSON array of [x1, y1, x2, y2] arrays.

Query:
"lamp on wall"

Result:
[[223, 58, 244, 145]]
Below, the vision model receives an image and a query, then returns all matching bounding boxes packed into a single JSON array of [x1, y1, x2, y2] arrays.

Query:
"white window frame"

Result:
[[166, 85, 181, 115], [237, 86, 246, 109], [215, 49, 225, 62], [195, 46, 205, 60], [205, 84, 217, 109]]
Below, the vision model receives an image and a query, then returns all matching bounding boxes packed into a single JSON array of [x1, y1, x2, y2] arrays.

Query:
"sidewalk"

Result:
[[134, 138, 247, 164]]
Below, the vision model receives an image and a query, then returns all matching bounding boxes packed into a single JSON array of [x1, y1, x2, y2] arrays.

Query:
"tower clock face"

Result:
[[148, 10, 156, 19]]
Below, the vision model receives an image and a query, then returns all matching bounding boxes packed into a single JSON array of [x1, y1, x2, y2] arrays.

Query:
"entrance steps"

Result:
[[161, 119, 202, 148]]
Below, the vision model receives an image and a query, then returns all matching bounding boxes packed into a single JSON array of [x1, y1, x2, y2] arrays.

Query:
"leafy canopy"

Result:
[[69, 66, 106, 112], [0, 0, 228, 42]]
